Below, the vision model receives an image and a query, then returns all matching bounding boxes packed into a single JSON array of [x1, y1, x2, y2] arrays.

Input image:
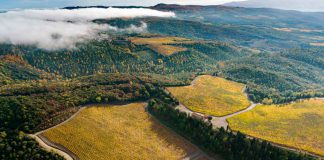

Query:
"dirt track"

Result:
[[173, 82, 324, 159], [29, 107, 86, 160]]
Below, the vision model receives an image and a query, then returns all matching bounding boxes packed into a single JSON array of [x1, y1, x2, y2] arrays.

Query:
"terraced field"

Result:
[[228, 99, 324, 156], [130, 36, 190, 56], [43, 103, 207, 160], [167, 75, 250, 116]]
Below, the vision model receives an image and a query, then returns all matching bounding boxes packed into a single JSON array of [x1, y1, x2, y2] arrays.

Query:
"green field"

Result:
[[228, 99, 324, 156], [43, 103, 207, 160], [167, 75, 250, 116]]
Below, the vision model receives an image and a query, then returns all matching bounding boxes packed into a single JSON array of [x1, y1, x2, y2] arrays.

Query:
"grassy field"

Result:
[[167, 75, 250, 116], [130, 36, 190, 56], [43, 103, 206, 160], [228, 99, 324, 156]]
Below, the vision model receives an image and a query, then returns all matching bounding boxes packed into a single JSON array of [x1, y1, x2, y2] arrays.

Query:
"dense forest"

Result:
[[1, 35, 322, 104], [0, 73, 186, 159], [0, 131, 64, 160]]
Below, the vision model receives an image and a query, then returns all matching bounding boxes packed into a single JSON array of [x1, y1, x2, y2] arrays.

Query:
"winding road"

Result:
[[176, 102, 257, 129], [173, 86, 324, 159], [33, 103, 215, 160], [175, 85, 258, 129], [28, 107, 86, 160], [28, 84, 323, 160]]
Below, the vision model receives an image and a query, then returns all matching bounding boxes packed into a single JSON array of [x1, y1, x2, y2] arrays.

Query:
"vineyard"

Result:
[[43, 103, 206, 160], [228, 99, 324, 156], [167, 75, 250, 116]]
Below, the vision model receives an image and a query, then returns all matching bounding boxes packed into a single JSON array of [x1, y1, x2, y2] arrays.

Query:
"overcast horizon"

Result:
[[0, 0, 244, 10], [1, 0, 324, 12]]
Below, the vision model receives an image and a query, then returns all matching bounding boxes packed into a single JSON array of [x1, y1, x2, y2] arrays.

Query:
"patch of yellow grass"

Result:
[[274, 27, 323, 33], [149, 44, 187, 56], [43, 103, 202, 160], [167, 75, 250, 116], [228, 99, 324, 156], [310, 43, 324, 46], [130, 37, 191, 56], [131, 37, 191, 45], [274, 28, 293, 32]]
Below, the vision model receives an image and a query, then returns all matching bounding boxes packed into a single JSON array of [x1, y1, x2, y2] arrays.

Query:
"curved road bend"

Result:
[[28, 107, 86, 160], [174, 84, 257, 129], [174, 85, 324, 158], [29, 134, 77, 160]]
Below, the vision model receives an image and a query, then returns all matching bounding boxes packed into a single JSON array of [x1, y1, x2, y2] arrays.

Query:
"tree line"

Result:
[[148, 94, 315, 160], [0, 73, 182, 160]]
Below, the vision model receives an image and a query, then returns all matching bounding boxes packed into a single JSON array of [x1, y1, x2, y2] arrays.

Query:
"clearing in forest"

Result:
[[228, 99, 324, 156], [130, 36, 191, 56], [310, 43, 324, 46], [43, 103, 207, 160], [167, 75, 250, 116]]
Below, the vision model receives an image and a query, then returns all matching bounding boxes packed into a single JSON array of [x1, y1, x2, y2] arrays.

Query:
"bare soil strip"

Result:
[[39, 134, 80, 160], [29, 134, 75, 160], [30, 107, 86, 160]]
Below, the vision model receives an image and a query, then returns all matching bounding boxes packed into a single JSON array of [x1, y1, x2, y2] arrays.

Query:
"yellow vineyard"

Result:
[[43, 103, 205, 160], [130, 36, 191, 56], [228, 99, 324, 156], [167, 75, 250, 116]]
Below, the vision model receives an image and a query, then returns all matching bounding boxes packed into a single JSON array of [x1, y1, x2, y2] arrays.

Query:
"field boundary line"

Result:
[[28, 134, 76, 160], [29, 107, 86, 160], [35, 107, 86, 135], [31, 102, 148, 160], [145, 104, 216, 160], [170, 76, 324, 159]]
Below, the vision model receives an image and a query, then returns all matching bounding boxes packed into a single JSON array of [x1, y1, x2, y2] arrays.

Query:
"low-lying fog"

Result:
[[0, 8, 175, 50]]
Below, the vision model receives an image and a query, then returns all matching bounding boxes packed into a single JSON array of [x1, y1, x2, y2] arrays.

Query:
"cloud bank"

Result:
[[0, 8, 175, 50]]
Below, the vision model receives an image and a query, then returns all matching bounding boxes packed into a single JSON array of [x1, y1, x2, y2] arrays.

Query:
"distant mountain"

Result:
[[151, 4, 324, 29], [62, 5, 146, 10], [225, 0, 324, 12]]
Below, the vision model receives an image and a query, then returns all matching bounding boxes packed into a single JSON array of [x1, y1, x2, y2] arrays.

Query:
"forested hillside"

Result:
[[1, 33, 322, 103], [0, 54, 54, 85], [0, 4, 323, 160], [0, 73, 185, 159]]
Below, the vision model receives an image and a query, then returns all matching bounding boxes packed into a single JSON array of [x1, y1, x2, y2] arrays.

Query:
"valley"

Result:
[[0, 3, 323, 160]]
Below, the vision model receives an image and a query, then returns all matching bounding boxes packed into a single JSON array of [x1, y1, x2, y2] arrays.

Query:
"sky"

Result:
[[0, 0, 245, 10], [226, 0, 324, 12], [2, 0, 324, 12]]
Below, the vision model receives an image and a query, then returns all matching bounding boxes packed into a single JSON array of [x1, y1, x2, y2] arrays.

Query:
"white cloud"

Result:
[[0, 8, 175, 50]]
